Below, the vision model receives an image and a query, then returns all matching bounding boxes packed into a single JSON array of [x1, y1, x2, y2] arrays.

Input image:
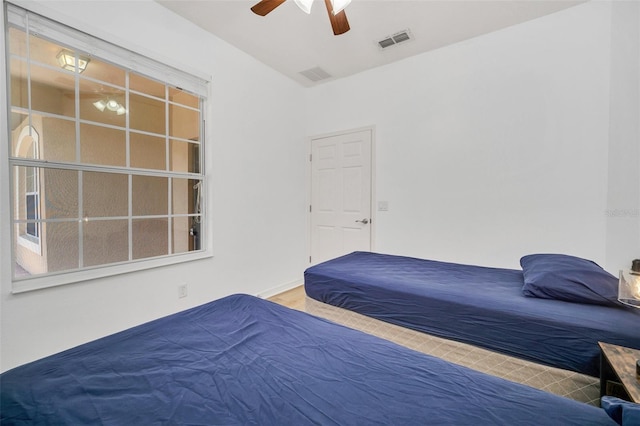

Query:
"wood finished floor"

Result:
[[267, 285, 306, 311]]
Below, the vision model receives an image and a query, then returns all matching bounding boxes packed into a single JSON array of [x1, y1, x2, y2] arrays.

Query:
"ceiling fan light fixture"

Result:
[[330, 0, 351, 15], [250, 0, 349, 35], [294, 0, 314, 14]]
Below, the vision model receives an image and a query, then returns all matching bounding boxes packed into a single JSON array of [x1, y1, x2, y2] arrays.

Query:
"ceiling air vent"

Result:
[[299, 66, 332, 82], [378, 29, 413, 50]]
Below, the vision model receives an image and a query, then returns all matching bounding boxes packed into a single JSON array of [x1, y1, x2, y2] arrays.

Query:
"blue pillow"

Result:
[[601, 396, 640, 425], [520, 254, 620, 307]]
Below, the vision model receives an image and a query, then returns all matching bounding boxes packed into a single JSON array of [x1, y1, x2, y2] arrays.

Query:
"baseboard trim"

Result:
[[256, 279, 303, 299]]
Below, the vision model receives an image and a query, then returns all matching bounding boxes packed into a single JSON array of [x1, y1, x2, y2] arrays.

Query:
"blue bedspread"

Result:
[[305, 251, 640, 377], [1, 294, 614, 425]]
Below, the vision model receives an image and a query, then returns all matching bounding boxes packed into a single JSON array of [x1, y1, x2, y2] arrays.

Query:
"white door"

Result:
[[310, 129, 372, 265]]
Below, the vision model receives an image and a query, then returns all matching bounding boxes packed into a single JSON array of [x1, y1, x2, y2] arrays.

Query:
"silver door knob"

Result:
[[355, 218, 369, 224]]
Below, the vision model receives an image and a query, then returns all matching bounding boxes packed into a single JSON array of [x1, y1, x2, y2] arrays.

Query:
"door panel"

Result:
[[310, 129, 372, 264]]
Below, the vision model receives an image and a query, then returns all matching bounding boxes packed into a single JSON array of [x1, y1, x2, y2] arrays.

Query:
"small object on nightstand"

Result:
[[618, 259, 640, 308]]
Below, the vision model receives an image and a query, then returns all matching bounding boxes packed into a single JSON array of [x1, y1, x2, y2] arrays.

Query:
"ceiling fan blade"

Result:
[[324, 0, 350, 35], [251, 0, 287, 16]]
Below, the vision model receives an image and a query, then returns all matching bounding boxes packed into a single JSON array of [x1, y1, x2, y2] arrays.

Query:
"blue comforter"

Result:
[[305, 251, 640, 376], [1, 294, 614, 425]]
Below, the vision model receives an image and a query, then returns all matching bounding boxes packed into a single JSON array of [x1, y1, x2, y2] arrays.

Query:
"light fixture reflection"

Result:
[[93, 100, 106, 112], [93, 99, 126, 115], [294, 0, 313, 14], [56, 49, 90, 73], [106, 100, 120, 111]]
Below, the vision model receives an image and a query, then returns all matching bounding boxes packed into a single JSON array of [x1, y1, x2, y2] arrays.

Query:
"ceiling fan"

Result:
[[251, 0, 351, 35]]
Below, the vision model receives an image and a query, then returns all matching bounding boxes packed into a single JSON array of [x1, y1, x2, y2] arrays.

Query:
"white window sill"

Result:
[[11, 250, 213, 294]]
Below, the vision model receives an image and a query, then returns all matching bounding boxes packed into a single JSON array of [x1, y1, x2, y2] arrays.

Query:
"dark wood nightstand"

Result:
[[599, 341, 640, 403]]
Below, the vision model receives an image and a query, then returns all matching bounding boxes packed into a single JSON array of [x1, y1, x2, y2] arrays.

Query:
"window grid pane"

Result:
[[130, 132, 166, 170], [83, 219, 129, 267], [79, 123, 126, 167], [8, 7, 206, 283]]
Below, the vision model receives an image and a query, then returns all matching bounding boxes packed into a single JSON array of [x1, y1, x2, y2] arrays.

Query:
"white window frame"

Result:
[[5, 3, 211, 293]]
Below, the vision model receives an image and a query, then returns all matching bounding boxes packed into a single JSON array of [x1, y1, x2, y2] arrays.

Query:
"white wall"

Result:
[[0, 0, 308, 371], [606, 0, 640, 273], [305, 1, 636, 272]]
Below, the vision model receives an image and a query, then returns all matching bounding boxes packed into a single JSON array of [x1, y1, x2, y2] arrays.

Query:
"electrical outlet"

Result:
[[178, 284, 188, 298]]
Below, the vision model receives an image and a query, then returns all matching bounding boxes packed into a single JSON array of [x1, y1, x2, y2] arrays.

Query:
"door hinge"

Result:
[[309, 256, 312, 263], [309, 154, 312, 162], [309, 205, 312, 212]]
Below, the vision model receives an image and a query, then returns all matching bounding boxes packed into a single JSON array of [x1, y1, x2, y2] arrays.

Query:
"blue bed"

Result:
[[0, 294, 617, 425], [304, 251, 640, 377]]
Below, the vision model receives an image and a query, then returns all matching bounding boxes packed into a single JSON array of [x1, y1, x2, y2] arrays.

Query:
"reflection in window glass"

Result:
[[79, 79, 126, 128], [25, 193, 38, 237], [30, 65, 75, 118], [11, 122, 36, 159], [13, 115, 76, 163], [130, 93, 165, 135], [28, 34, 70, 69], [169, 103, 199, 140], [10, 111, 28, 137], [169, 88, 199, 108], [13, 224, 45, 276], [132, 175, 168, 216], [9, 27, 26, 56], [130, 72, 165, 99], [83, 171, 128, 218], [131, 132, 166, 170], [8, 6, 206, 285], [13, 166, 32, 223], [42, 168, 78, 219], [14, 166, 79, 221], [80, 123, 126, 167], [81, 58, 125, 87], [172, 216, 191, 254], [170, 139, 199, 173], [83, 219, 129, 267], [172, 178, 198, 215], [37, 115, 76, 163], [133, 218, 168, 260], [10, 58, 28, 109], [43, 221, 80, 273]]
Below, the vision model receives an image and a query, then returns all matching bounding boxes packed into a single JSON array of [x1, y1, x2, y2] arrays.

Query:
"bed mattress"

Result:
[[304, 251, 640, 377], [1, 294, 614, 425]]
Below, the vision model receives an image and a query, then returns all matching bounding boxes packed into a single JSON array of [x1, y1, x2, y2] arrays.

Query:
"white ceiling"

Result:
[[157, 0, 585, 87]]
